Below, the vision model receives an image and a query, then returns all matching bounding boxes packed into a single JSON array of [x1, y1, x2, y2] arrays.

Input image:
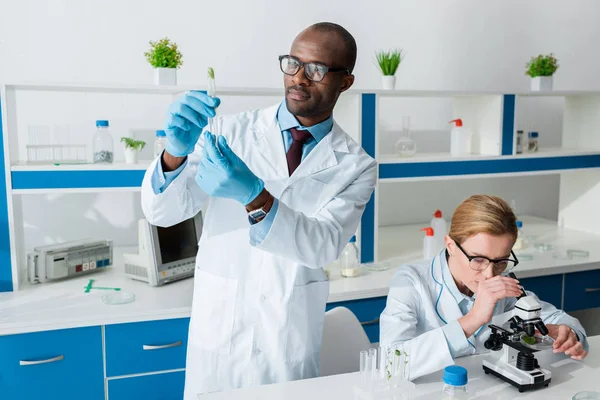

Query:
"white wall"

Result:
[[3, 0, 599, 254]]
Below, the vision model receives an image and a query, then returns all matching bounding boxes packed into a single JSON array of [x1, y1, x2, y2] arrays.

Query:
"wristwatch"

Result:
[[248, 206, 268, 224]]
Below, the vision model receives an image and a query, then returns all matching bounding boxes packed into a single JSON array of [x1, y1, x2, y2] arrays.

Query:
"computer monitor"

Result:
[[124, 212, 203, 286]]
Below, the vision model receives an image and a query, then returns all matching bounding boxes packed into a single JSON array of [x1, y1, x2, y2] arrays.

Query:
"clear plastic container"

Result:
[[513, 220, 524, 250], [516, 130, 525, 154], [340, 236, 361, 278], [93, 120, 114, 163], [442, 366, 468, 399], [573, 392, 600, 400], [528, 131, 539, 152], [154, 130, 167, 158]]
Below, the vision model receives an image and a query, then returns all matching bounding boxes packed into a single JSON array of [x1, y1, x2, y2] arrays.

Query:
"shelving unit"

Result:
[[2, 83, 600, 291]]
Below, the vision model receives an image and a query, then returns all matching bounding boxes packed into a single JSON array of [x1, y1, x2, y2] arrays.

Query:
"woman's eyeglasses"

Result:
[[453, 239, 519, 273]]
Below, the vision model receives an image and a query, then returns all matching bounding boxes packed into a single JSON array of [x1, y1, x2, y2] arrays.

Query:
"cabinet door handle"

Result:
[[361, 318, 380, 326], [143, 341, 183, 350], [585, 288, 600, 293], [19, 355, 64, 366]]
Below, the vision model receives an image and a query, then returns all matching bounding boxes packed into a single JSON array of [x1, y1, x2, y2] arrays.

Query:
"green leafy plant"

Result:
[[375, 49, 404, 76], [526, 53, 559, 78], [144, 37, 183, 69], [120, 137, 146, 151]]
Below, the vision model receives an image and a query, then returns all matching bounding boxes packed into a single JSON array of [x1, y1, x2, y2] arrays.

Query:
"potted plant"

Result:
[[144, 37, 183, 86], [375, 49, 404, 90], [121, 137, 146, 164], [526, 53, 559, 91]]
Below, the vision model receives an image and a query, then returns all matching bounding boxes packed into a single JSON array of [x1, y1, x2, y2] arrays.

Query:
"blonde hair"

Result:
[[449, 195, 518, 244]]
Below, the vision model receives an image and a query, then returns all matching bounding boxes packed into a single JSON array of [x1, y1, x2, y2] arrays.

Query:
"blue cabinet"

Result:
[[0, 326, 104, 400], [519, 274, 563, 309], [108, 370, 185, 400], [564, 269, 600, 312], [105, 318, 190, 377], [326, 296, 387, 343]]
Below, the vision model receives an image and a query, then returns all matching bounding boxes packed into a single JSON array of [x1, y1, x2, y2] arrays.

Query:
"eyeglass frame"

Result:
[[278, 55, 351, 82], [452, 239, 519, 273]]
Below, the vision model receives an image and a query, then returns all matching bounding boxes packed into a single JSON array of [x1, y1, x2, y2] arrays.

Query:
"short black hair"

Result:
[[309, 22, 357, 73]]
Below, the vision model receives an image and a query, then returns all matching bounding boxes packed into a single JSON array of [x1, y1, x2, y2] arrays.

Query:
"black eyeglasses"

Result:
[[453, 239, 519, 273], [279, 55, 350, 82]]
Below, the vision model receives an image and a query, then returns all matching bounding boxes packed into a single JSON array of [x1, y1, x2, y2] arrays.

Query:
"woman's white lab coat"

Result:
[[380, 251, 587, 381], [141, 104, 377, 399]]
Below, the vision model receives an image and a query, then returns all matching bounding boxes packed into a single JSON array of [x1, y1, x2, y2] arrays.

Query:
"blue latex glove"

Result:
[[195, 131, 265, 205], [164, 91, 221, 157]]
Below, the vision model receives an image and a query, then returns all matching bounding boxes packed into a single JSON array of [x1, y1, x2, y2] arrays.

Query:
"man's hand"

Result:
[[195, 131, 265, 206], [459, 276, 522, 337], [546, 324, 588, 360]]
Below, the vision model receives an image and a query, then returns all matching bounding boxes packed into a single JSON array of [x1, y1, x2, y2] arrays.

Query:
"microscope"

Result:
[[482, 273, 552, 392]]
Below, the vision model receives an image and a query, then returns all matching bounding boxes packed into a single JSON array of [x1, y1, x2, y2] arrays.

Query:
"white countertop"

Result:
[[198, 336, 600, 400], [1, 215, 598, 336]]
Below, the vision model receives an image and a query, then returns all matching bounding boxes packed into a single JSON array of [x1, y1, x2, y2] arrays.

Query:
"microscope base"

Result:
[[482, 361, 551, 393]]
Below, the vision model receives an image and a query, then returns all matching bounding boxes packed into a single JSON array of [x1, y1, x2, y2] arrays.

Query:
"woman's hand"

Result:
[[545, 324, 588, 360]]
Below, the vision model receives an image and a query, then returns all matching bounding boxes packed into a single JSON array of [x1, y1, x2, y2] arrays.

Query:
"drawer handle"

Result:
[[143, 341, 183, 351], [19, 355, 64, 366], [585, 288, 600, 293], [361, 318, 380, 327]]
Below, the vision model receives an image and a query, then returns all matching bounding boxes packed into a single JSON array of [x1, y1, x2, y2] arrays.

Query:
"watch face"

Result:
[[249, 209, 266, 220]]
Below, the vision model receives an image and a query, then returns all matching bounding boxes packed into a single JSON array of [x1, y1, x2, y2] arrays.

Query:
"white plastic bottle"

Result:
[[421, 227, 436, 260], [441, 366, 468, 399], [340, 236, 361, 278], [449, 119, 472, 157], [430, 210, 447, 252], [154, 130, 167, 158]]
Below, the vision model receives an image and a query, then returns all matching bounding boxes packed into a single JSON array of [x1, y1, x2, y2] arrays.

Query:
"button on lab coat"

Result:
[[379, 252, 588, 381], [141, 104, 377, 398]]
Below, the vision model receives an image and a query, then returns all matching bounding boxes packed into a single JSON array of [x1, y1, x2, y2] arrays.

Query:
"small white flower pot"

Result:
[[154, 68, 177, 86], [124, 148, 138, 164], [381, 75, 396, 90], [530, 76, 553, 91]]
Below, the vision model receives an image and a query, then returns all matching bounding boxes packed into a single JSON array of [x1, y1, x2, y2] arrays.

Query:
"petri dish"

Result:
[[519, 334, 554, 351], [573, 392, 600, 400], [102, 291, 135, 305], [518, 253, 534, 261], [533, 243, 554, 252]]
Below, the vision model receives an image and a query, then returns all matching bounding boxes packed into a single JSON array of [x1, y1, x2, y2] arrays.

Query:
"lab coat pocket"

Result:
[[284, 178, 330, 215], [285, 280, 329, 364], [190, 269, 238, 355]]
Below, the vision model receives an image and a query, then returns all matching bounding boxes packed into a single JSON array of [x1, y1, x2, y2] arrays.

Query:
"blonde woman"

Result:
[[380, 195, 588, 380]]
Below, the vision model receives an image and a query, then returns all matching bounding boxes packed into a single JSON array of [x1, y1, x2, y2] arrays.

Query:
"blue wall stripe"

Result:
[[502, 94, 516, 155], [379, 154, 600, 179], [12, 170, 145, 190], [360, 93, 376, 263], [0, 94, 13, 291]]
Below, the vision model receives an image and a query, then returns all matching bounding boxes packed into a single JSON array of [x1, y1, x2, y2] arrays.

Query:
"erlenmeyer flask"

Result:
[[395, 116, 416, 157]]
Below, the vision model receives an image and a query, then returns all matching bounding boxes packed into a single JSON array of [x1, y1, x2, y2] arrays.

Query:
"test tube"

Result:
[[368, 348, 377, 380], [359, 350, 368, 385], [379, 345, 387, 380]]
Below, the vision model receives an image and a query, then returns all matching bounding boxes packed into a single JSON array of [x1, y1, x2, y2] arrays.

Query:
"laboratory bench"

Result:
[[1, 215, 600, 399], [197, 335, 600, 400]]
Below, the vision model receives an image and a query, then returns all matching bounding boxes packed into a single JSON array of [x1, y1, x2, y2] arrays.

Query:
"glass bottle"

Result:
[[93, 120, 114, 163], [340, 236, 361, 278], [154, 130, 167, 158], [395, 116, 417, 157]]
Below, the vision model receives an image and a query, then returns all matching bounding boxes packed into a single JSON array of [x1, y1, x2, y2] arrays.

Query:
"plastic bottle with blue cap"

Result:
[[513, 220, 524, 250], [154, 130, 168, 158], [93, 120, 114, 163], [340, 236, 361, 278], [442, 365, 468, 399]]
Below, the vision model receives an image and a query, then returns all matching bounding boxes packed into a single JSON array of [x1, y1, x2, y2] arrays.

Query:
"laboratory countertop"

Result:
[[1, 216, 599, 336], [198, 335, 600, 400]]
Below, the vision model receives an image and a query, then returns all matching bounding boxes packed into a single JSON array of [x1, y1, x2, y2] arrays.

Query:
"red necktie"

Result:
[[286, 127, 312, 176]]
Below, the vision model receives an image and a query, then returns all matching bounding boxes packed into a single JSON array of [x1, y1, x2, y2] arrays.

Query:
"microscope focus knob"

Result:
[[484, 337, 502, 351]]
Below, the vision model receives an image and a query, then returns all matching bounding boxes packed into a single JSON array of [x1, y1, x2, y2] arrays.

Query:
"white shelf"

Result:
[[6, 83, 600, 98], [378, 215, 600, 278], [378, 147, 600, 164], [11, 161, 152, 171], [4, 82, 285, 96]]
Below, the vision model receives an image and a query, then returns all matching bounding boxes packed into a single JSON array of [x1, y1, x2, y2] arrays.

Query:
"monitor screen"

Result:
[[156, 217, 199, 264]]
